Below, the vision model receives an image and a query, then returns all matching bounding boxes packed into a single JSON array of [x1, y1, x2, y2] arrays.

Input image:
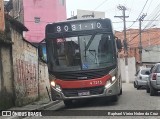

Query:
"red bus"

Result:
[[44, 18, 122, 107]]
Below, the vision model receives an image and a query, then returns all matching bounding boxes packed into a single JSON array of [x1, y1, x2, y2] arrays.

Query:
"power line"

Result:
[[93, 0, 109, 10], [145, 0, 153, 13], [113, 20, 159, 24], [142, 2, 160, 29], [137, 0, 149, 20], [129, 33, 160, 46], [127, 24, 159, 44], [126, 0, 149, 29]]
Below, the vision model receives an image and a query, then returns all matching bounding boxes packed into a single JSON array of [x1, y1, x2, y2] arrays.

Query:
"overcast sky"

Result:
[[3, 0, 160, 31], [66, 0, 160, 31]]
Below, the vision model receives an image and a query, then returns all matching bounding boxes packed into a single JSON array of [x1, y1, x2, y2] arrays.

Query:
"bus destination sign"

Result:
[[54, 21, 103, 33]]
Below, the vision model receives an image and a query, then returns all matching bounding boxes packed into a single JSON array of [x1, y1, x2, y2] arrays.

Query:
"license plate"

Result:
[[78, 91, 90, 96]]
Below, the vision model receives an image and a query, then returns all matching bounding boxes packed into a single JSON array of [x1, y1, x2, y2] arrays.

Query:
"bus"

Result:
[[44, 18, 122, 106]]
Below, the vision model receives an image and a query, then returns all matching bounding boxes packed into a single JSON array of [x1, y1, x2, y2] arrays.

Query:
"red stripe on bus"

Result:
[[55, 75, 111, 89]]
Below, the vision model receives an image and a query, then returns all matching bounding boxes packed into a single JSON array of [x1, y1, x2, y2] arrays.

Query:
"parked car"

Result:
[[134, 68, 150, 89], [146, 63, 160, 96]]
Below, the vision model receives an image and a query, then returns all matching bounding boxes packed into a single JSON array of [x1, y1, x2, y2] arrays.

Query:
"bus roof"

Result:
[[48, 18, 112, 24]]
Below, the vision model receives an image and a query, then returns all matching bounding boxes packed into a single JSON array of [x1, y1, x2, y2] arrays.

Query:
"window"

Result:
[[141, 69, 150, 75], [59, 0, 65, 5], [34, 17, 40, 23]]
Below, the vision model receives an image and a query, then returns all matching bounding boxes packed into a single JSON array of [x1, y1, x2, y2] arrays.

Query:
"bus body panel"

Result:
[[51, 76, 121, 100]]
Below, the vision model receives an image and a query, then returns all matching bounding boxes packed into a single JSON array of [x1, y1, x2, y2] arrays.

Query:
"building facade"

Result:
[[8, 0, 66, 43], [115, 28, 160, 63]]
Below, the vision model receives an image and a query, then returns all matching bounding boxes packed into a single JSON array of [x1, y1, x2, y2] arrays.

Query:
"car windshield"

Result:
[[46, 33, 116, 72]]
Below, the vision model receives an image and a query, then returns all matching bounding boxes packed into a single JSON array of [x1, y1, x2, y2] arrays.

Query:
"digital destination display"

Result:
[[46, 19, 111, 34], [55, 21, 102, 32]]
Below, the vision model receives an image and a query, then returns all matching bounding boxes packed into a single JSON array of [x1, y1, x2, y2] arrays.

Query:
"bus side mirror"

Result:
[[116, 39, 122, 52], [38, 44, 47, 63]]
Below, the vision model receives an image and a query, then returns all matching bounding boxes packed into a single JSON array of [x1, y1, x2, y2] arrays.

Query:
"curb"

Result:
[[6, 100, 61, 119], [37, 100, 61, 110]]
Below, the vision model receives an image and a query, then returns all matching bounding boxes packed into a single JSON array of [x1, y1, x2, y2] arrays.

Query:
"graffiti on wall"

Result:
[[16, 59, 38, 96]]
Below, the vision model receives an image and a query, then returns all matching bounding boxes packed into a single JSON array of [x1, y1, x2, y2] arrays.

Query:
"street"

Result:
[[25, 83, 160, 119]]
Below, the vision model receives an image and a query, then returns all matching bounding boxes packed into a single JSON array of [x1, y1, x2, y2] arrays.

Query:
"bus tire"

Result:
[[64, 100, 73, 107], [111, 95, 118, 102]]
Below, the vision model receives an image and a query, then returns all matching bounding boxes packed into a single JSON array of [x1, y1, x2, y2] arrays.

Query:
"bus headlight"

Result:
[[50, 81, 62, 92], [105, 76, 116, 88], [51, 81, 56, 87], [112, 76, 116, 82], [105, 80, 111, 88]]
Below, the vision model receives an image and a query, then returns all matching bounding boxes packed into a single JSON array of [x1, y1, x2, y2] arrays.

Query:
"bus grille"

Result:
[[62, 86, 104, 97], [52, 65, 116, 80]]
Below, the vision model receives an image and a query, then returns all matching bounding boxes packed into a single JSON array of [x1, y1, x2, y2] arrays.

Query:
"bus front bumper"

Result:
[[51, 79, 120, 100]]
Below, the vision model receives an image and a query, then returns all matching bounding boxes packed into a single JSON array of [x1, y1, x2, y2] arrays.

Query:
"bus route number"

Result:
[[56, 22, 102, 32]]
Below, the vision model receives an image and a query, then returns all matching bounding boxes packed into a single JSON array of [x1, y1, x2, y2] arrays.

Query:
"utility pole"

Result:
[[115, 5, 129, 65], [139, 13, 147, 65]]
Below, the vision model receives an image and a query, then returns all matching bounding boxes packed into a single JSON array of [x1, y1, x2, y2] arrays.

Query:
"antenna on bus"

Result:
[[71, 11, 74, 17]]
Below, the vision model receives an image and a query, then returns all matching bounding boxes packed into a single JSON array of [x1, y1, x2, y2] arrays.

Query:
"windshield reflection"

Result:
[[47, 33, 116, 71]]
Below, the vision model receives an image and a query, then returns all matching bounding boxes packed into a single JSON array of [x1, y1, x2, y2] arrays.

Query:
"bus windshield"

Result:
[[46, 33, 116, 72]]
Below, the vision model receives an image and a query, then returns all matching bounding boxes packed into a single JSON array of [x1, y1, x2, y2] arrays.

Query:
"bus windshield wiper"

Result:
[[84, 32, 97, 59], [85, 32, 97, 51]]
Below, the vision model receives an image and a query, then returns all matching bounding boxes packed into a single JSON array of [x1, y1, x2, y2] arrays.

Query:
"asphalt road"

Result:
[[25, 83, 160, 119]]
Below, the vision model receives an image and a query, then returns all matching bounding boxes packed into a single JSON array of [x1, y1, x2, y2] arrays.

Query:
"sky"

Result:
[[66, 0, 160, 31], [3, 0, 160, 31]]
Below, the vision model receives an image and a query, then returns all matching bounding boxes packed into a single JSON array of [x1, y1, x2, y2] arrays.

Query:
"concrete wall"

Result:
[[39, 61, 50, 99], [77, 9, 105, 19], [0, 44, 14, 110], [11, 28, 39, 106], [120, 58, 126, 83], [11, 27, 50, 106], [120, 57, 136, 83], [128, 57, 136, 83], [142, 45, 160, 63]]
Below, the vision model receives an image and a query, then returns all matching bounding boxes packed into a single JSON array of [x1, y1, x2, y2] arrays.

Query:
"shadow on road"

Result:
[[62, 97, 120, 109]]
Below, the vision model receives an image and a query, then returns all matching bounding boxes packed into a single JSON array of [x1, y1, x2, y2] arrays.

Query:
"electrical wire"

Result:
[[93, 0, 109, 10], [126, 0, 149, 29], [128, 20, 160, 43], [142, 2, 160, 29], [145, 0, 153, 14], [129, 33, 160, 47], [128, 0, 134, 16]]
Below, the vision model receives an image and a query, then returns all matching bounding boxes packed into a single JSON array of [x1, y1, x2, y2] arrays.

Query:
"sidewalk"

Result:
[[1, 98, 61, 119]]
